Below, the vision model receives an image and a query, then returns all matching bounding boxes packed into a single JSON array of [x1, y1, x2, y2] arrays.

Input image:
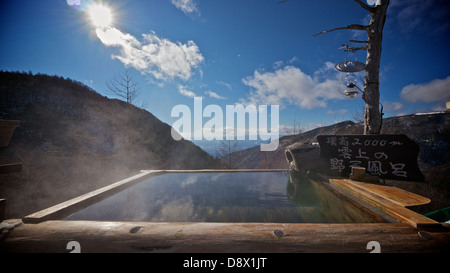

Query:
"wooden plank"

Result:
[[0, 163, 22, 174], [348, 180, 430, 207], [0, 199, 6, 221], [330, 179, 439, 228], [0, 120, 20, 127], [2, 221, 450, 253], [163, 169, 290, 173], [0, 120, 20, 147]]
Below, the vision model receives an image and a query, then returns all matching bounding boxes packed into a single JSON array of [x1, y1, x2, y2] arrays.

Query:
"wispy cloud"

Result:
[[280, 122, 323, 135], [313, 61, 336, 80], [241, 64, 343, 109], [171, 0, 199, 15], [389, 0, 450, 35], [178, 85, 197, 97], [382, 101, 404, 112], [216, 81, 232, 90], [272, 57, 299, 70], [327, 109, 348, 116], [400, 76, 450, 103], [95, 27, 204, 81], [205, 90, 226, 100]]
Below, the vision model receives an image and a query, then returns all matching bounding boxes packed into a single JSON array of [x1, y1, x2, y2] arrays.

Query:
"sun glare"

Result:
[[88, 4, 113, 28]]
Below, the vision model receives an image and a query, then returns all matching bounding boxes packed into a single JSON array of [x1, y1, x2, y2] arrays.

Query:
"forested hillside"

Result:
[[0, 71, 216, 218]]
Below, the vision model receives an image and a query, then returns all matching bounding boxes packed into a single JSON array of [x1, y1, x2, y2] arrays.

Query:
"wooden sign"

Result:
[[317, 134, 425, 182]]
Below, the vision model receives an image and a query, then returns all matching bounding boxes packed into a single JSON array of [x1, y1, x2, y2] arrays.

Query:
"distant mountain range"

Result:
[[228, 111, 450, 171]]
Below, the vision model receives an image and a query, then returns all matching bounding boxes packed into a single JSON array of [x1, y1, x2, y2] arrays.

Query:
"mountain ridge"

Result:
[[228, 112, 450, 170]]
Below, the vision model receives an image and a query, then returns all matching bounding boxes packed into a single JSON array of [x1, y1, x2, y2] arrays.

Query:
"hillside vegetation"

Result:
[[0, 71, 216, 218]]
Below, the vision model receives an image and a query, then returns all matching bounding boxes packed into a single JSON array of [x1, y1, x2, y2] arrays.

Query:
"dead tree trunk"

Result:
[[313, 0, 390, 134], [363, 0, 389, 134]]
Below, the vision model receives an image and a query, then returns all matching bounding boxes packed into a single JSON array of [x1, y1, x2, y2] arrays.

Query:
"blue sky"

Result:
[[1, 0, 449, 150]]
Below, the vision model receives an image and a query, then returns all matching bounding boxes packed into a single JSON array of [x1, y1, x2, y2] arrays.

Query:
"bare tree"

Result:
[[214, 128, 241, 168], [283, 116, 303, 136], [106, 69, 140, 105], [313, 0, 390, 134], [217, 139, 240, 169], [352, 106, 365, 124]]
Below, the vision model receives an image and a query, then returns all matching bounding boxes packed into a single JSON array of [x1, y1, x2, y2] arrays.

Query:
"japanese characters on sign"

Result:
[[317, 134, 425, 182]]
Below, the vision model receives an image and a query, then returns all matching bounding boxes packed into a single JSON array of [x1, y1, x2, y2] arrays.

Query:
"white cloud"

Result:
[[95, 27, 204, 81], [327, 109, 348, 116], [272, 57, 299, 70], [304, 123, 323, 131], [272, 61, 284, 70], [205, 90, 226, 100], [313, 61, 336, 80], [395, 112, 408, 117], [382, 101, 404, 112], [282, 122, 323, 133], [216, 81, 232, 90], [241, 65, 343, 109], [400, 76, 450, 103], [171, 0, 199, 15], [178, 85, 197, 97]]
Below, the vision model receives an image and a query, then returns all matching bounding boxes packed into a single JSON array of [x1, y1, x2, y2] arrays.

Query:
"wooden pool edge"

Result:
[[2, 220, 450, 253]]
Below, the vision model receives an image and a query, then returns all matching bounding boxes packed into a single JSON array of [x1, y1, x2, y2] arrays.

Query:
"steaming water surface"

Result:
[[65, 171, 387, 223]]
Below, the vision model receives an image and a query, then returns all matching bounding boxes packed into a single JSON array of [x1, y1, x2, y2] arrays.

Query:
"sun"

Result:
[[87, 3, 113, 28]]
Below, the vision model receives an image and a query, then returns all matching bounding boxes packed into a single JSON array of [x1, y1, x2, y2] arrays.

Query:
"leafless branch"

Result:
[[313, 24, 368, 37], [349, 40, 368, 43], [352, 104, 365, 124], [338, 44, 368, 52], [282, 115, 303, 136]]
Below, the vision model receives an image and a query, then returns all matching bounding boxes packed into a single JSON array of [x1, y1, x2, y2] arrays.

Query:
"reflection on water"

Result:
[[66, 171, 386, 223]]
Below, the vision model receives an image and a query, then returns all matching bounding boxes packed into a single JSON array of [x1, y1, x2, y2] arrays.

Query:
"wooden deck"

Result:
[[329, 179, 439, 228]]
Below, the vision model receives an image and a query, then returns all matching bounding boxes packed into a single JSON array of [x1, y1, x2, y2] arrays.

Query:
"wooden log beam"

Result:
[[2, 220, 450, 253], [0, 199, 6, 221], [0, 163, 22, 174]]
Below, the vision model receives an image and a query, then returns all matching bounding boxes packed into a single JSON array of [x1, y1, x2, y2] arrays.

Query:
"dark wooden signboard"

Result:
[[317, 134, 425, 182]]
